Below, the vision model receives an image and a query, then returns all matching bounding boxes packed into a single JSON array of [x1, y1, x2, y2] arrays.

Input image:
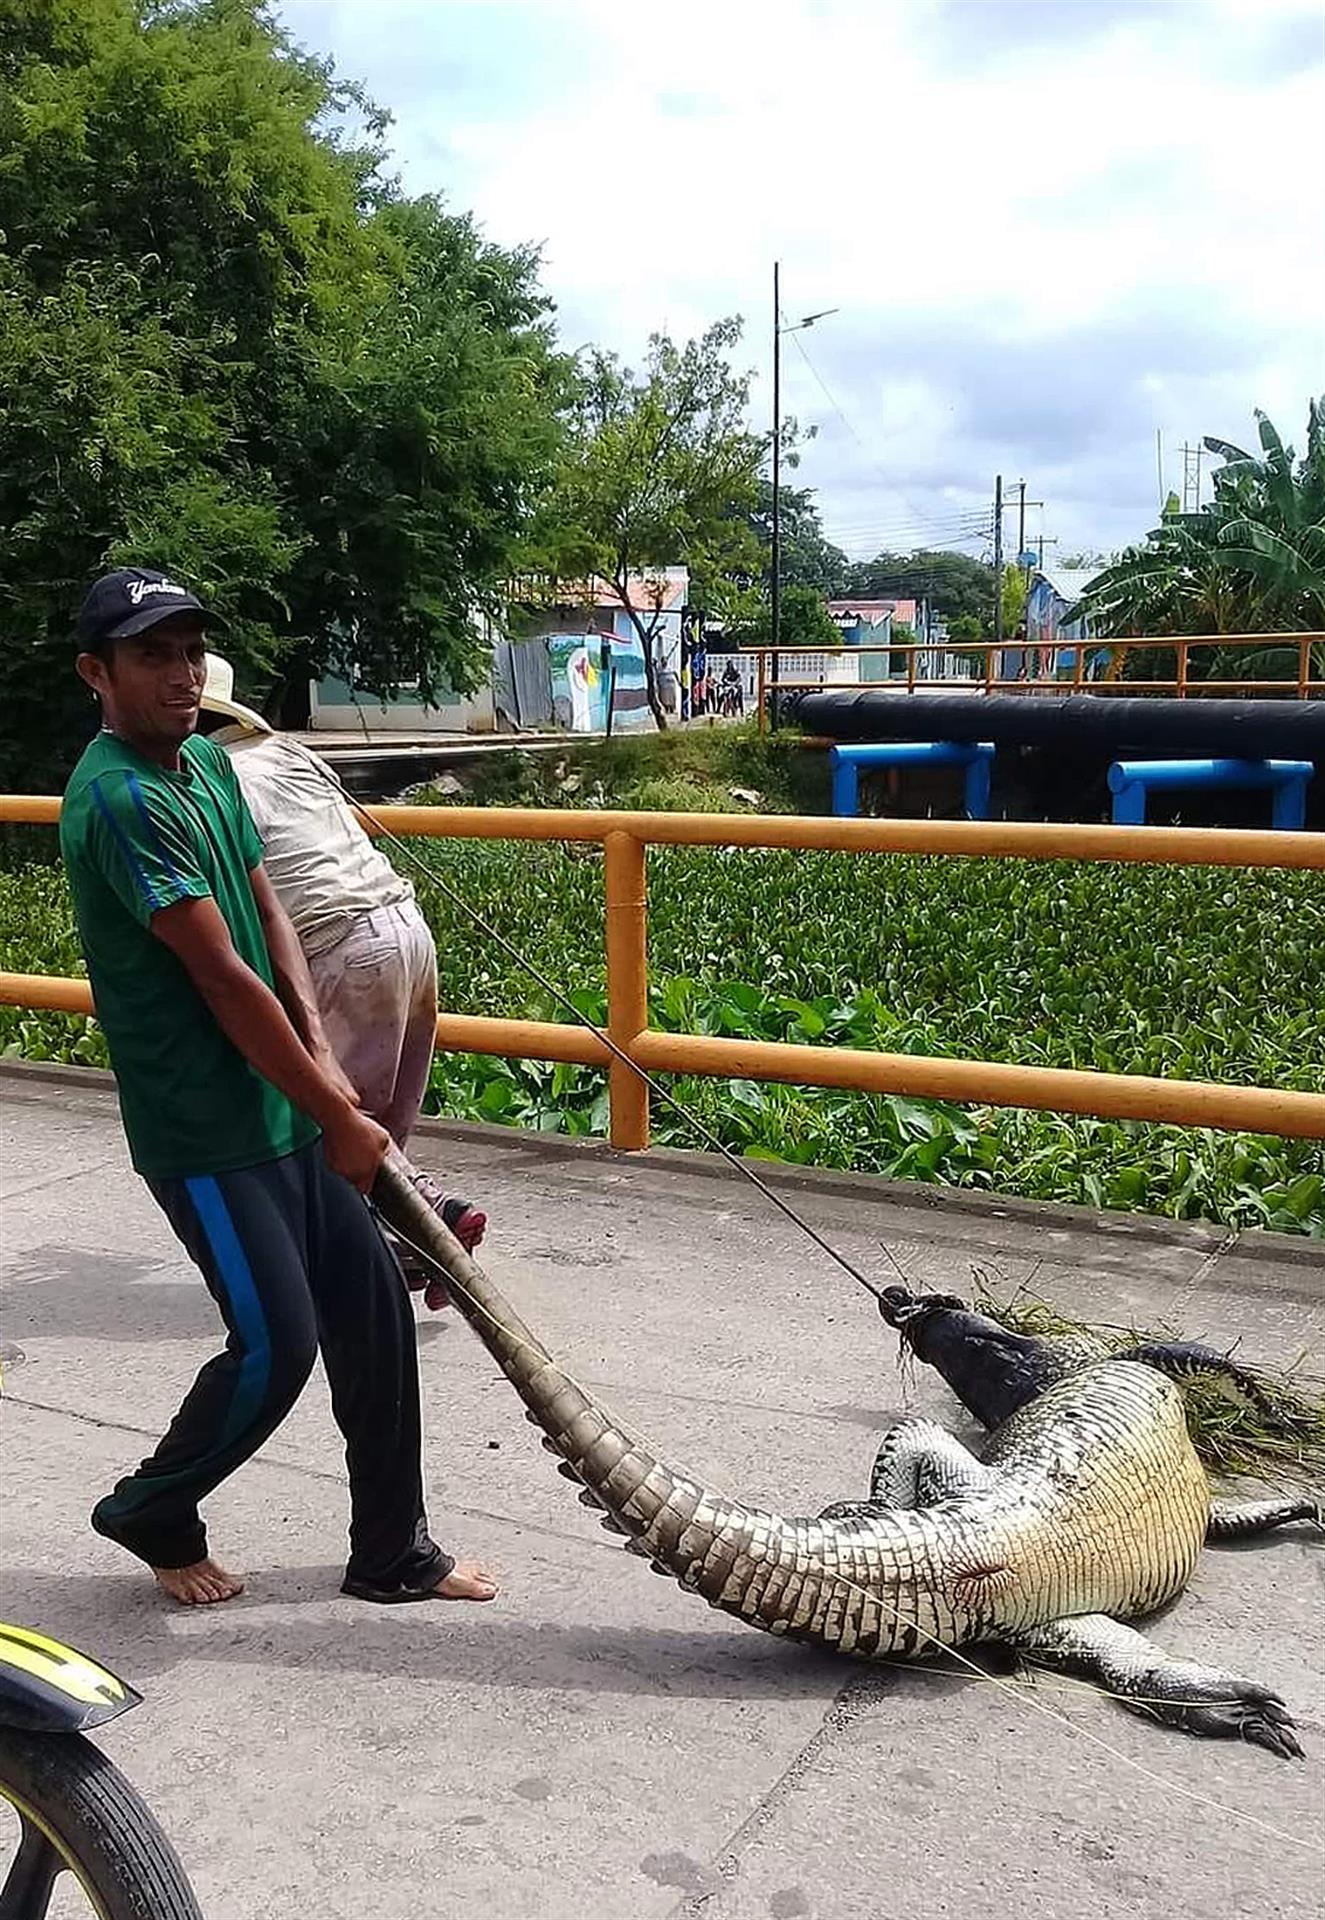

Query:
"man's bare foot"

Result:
[[433, 1561, 499, 1602], [153, 1557, 245, 1606]]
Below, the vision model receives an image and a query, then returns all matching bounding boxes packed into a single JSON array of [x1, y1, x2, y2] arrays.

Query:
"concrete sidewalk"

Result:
[[1, 1066, 1321, 1920]]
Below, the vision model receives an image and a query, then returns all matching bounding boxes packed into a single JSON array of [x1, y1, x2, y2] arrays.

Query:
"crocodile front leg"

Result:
[[818, 1420, 992, 1521], [1004, 1613, 1303, 1759]]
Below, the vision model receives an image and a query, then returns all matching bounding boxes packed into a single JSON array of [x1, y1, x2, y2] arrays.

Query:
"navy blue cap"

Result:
[[77, 568, 217, 652]]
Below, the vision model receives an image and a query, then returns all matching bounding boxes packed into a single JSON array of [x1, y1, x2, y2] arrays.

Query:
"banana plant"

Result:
[[1080, 400, 1325, 663]]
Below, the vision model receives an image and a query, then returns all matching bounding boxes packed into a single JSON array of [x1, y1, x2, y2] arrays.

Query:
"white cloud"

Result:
[[277, 0, 1325, 556]]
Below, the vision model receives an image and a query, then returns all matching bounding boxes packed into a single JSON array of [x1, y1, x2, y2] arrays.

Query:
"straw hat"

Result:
[[199, 653, 272, 733]]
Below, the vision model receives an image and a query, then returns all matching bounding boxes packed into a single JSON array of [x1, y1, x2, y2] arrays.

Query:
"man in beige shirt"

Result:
[[199, 656, 483, 1293]]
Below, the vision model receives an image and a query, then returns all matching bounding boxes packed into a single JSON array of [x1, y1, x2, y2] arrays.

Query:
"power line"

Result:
[[780, 320, 977, 541], [825, 518, 990, 549], [827, 530, 993, 556], [823, 511, 993, 544], [771, 326, 997, 556], [783, 321, 875, 460], [827, 525, 994, 557], [824, 507, 992, 535], [770, 326, 998, 564], [835, 566, 994, 589], [772, 318, 1008, 566]]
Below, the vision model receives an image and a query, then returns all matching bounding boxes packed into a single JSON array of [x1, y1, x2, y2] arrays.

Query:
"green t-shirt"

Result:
[[60, 730, 319, 1179]]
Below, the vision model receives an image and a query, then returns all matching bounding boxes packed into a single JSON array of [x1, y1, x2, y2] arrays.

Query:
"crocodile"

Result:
[[877, 1285, 1324, 1540], [373, 1155, 1303, 1758]]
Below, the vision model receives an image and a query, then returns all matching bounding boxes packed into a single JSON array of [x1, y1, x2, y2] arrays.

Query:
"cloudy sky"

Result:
[[276, 0, 1323, 565]]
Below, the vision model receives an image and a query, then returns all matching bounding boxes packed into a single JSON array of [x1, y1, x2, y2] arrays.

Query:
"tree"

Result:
[[744, 479, 849, 594], [273, 193, 569, 715], [1077, 403, 1325, 663], [1000, 563, 1028, 638], [713, 476, 846, 653], [722, 580, 840, 652], [845, 548, 996, 628], [0, 0, 566, 784], [525, 320, 765, 727]]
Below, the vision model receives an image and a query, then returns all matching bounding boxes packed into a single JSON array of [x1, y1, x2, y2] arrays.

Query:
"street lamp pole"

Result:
[[769, 266, 838, 731], [771, 261, 782, 729]]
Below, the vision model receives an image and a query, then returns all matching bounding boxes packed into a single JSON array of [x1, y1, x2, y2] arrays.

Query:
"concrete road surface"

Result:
[[1, 1063, 1321, 1920]]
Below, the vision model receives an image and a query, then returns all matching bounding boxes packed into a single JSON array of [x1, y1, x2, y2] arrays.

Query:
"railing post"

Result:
[[1298, 636, 1311, 701], [1072, 641, 1084, 692], [1176, 639, 1189, 699], [604, 830, 649, 1150], [984, 642, 995, 697]]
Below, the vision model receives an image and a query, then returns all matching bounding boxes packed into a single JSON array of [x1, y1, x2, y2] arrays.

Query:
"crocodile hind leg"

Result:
[[1207, 1496, 1323, 1541], [818, 1420, 991, 1522], [1003, 1613, 1303, 1759]]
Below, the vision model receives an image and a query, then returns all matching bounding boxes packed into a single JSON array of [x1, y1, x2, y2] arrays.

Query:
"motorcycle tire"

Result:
[[0, 1726, 201, 1920]]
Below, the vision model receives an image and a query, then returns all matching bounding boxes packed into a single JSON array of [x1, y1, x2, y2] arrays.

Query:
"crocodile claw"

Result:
[[1149, 1684, 1304, 1760]]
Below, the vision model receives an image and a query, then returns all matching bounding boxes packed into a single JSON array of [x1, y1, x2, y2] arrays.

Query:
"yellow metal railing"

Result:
[[752, 632, 1325, 726], [2, 797, 1323, 1148]]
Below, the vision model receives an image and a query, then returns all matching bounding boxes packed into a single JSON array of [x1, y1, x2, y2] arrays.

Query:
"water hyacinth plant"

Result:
[[2, 841, 1321, 1235]]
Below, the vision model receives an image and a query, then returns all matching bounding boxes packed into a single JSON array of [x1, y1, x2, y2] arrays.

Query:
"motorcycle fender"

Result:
[[0, 1624, 140, 1733]]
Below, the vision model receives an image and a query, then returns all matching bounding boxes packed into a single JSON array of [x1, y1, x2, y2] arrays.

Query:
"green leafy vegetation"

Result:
[[1080, 401, 1325, 649], [985, 1288, 1325, 1491], [3, 837, 1320, 1235], [428, 724, 828, 814], [0, 0, 569, 786]]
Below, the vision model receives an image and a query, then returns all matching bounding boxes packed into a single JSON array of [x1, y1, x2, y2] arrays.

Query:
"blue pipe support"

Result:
[[1107, 758, 1314, 830], [830, 741, 996, 820]]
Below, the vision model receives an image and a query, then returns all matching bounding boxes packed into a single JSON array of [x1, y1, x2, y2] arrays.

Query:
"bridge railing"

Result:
[[1, 796, 1323, 1149], [750, 632, 1325, 729]]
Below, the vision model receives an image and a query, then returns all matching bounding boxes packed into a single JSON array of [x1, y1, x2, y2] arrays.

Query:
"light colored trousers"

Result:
[[308, 902, 438, 1148]]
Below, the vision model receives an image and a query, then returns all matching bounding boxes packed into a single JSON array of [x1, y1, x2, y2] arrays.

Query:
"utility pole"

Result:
[[1011, 480, 1044, 573], [1016, 480, 1025, 574], [993, 474, 1004, 646], [1036, 534, 1059, 569]]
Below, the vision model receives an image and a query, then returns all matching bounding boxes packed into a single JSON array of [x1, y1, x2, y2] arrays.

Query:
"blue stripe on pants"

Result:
[[183, 1174, 271, 1445]]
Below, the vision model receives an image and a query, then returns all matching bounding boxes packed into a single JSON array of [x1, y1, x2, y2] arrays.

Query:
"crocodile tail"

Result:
[[371, 1154, 791, 1600]]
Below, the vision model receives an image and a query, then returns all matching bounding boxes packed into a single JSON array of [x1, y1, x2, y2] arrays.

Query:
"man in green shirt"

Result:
[[61, 566, 498, 1609]]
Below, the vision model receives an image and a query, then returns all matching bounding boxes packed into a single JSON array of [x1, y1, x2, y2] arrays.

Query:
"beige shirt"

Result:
[[219, 731, 413, 958]]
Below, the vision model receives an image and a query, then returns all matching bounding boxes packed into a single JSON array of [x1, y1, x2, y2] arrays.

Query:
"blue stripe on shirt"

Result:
[[91, 774, 161, 914], [125, 770, 185, 890]]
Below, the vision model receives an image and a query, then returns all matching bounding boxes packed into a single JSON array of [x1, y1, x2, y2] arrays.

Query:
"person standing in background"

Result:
[[198, 656, 484, 1301]]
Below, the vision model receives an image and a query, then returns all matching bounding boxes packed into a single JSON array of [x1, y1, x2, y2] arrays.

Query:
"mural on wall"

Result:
[[545, 630, 653, 733]]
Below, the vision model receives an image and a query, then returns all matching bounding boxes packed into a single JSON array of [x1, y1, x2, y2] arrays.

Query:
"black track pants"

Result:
[[91, 1142, 451, 1591]]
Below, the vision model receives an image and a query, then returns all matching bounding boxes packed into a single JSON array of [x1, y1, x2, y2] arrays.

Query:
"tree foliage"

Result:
[[524, 319, 765, 725], [714, 478, 846, 652], [999, 562, 1028, 637], [1078, 403, 1325, 656], [845, 547, 996, 629], [722, 580, 841, 653], [747, 479, 849, 595], [0, 0, 566, 784]]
